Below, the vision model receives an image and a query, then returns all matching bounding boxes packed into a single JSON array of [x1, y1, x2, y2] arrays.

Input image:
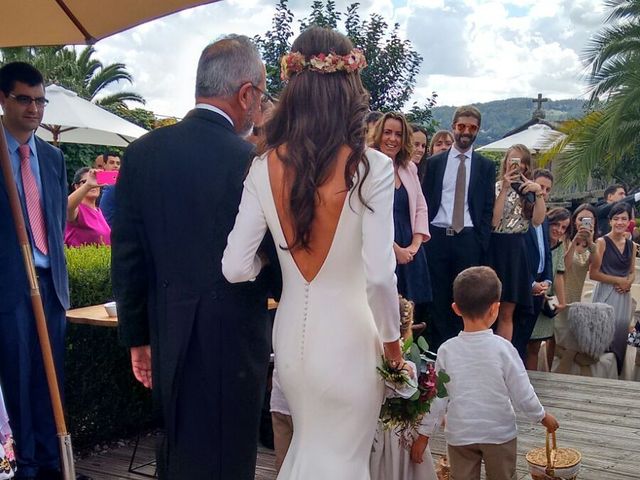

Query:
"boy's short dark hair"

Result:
[[453, 266, 501, 319], [532, 168, 554, 184], [0, 62, 44, 96], [604, 183, 626, 200]]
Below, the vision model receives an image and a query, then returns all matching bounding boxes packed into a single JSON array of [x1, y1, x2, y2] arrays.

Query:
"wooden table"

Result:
[[67, 298, 280, 327], [66, 304, 118, 327]]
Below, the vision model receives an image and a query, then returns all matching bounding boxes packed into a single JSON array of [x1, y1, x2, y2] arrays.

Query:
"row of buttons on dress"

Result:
[[301, 282, 309, 359]]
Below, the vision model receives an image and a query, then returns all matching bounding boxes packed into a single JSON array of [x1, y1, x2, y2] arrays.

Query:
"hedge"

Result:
[[64, 245, 153, 450]]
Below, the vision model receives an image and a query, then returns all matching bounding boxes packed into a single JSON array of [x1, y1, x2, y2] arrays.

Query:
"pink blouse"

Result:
[[64, 203, 111, 247]]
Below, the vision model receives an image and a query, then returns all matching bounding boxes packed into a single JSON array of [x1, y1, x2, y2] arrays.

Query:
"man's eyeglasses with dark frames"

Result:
[[9, 93, 49, 107]]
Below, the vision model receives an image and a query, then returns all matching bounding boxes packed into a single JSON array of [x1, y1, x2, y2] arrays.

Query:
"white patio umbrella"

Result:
[[0, 3, 220, 478], [0, 84, 149, 147], [477, 124, 566, 153]]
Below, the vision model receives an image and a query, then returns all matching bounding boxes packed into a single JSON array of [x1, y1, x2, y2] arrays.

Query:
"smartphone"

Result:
[[581, 217, 593, 229], [96, 170, 119, 185], [510, 157, 521, 166], [546, 295, 559, 311]]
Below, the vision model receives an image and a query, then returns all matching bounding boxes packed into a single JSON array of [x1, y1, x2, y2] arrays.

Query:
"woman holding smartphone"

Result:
[[589, 202, 637, 373], [552, 204, 617, 377], [490, 144, 546, 341], [64, 167, 111, 247]]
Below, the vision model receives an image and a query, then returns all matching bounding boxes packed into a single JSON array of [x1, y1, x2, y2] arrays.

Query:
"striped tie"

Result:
[[19, 144, 48, 255]]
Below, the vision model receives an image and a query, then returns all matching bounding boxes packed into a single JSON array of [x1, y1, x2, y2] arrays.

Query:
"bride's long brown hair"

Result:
[[264, 27, 370, 251]]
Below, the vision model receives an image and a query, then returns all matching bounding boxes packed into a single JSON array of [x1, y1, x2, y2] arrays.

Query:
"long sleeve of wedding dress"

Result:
[[222, 164, 267, 283], [223, 149, 401, 480], [361, 152, 401, 342]]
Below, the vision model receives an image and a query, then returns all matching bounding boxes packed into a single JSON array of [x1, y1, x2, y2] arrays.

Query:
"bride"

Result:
[[222, 26, 404, 479]]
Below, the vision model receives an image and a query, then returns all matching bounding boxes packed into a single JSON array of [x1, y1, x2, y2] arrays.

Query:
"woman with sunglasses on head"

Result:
[[372, 112, 432, 315], [490, 144, 545, 343], [589, 202, 637, 374], [64, 166, 111, 247]]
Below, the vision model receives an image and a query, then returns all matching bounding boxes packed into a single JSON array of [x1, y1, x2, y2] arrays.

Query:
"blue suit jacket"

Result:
[[0, 134, 69, 311], [524, 218, 553, 285]]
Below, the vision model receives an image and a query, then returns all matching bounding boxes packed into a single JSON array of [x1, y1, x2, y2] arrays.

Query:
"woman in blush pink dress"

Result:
[[64, 167, 111, 247]]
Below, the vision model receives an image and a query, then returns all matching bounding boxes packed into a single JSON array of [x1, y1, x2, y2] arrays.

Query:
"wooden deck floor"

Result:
[[76, 371, 640, 479]]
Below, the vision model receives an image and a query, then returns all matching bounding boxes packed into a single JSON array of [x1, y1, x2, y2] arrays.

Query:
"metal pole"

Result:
[[0, 122, 76, 479]]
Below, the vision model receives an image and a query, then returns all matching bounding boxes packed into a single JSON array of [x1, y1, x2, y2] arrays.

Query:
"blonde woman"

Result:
[[489, 144, 546, 342]]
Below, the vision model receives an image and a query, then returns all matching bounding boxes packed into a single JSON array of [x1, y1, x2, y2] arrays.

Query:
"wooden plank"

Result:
[[67, 299, 279, 328], [74, 371, 640, 480]]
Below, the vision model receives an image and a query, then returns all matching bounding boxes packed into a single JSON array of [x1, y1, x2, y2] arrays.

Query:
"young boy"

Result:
[[419, 266, 559, 480]]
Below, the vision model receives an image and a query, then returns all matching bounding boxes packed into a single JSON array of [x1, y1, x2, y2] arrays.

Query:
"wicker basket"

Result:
[[435, 454, 450, 480], [526, 431, 581, 479]]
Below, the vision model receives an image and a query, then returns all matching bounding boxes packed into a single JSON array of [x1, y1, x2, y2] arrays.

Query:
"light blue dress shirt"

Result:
[[5, 129, 50, 268]]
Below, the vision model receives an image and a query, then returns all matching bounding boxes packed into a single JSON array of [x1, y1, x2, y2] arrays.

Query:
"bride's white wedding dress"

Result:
[[223, 148, 400, 479]]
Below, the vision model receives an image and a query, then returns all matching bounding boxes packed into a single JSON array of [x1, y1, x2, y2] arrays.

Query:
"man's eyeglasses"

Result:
[[454, 122, 479, 134], [250, 84, 275, 105], [9, 93, 49, 107]]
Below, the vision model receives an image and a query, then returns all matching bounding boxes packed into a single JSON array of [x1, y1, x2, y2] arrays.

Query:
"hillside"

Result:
[[431, 98, 586, 147]]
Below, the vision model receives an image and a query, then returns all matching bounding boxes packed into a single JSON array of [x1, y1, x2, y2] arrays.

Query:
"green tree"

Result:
[[541, 0, 640, 188], [255, 0, 426, 112], [0, 46, 144, 108], [300, 0, 340, 30], [405, 93, 439, 132], [254, 0, 295, 94]]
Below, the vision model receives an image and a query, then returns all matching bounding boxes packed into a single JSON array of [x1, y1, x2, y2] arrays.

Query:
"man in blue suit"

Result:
[[512, 168, 554, 364], [0, 62, 69, 480]]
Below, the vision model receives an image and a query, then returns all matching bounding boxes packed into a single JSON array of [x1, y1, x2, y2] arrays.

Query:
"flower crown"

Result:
[[280, 48, 367, 80]]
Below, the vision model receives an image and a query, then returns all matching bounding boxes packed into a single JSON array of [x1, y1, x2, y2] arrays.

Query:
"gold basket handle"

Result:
[[545, 430, 557, 476]]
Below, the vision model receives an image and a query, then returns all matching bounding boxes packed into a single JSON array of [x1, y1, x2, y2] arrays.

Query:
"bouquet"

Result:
[[377, 297, 449, 446]]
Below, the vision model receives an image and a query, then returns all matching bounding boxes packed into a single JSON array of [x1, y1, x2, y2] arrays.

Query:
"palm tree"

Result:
[[541, 0, 640, 188], [0, 46, 144, 109]]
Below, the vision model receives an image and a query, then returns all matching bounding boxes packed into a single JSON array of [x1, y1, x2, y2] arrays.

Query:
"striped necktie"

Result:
[[19, 144, 48, 254]]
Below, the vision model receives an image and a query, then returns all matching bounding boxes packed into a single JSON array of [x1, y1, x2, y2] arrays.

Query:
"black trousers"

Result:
[[512, 278, 546, 364], [425, 227, 484, 352]]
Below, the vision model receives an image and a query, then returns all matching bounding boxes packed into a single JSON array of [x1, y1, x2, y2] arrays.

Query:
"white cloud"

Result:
[[88, 0, 603, 116]]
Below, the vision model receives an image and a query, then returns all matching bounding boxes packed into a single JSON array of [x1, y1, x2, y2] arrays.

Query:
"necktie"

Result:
[[19, 144, 49, 254], [451, 153, 466, 233]]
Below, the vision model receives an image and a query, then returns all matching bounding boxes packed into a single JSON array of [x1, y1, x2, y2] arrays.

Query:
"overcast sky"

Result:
[[91, 0, 606, 119]]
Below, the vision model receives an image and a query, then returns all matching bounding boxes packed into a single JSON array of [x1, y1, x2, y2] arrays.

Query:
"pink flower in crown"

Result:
[[280, 51, 306, 80]]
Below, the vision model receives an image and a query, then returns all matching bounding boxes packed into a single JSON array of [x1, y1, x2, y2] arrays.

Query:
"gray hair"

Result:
[[195, 34, 263, 98]]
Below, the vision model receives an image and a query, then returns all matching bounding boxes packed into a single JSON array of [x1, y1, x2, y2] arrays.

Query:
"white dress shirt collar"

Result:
[[195, 103, 234, 127]]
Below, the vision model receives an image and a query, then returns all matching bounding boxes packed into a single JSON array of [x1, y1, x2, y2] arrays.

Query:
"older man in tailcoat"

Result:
[[112, 35, 277, 479]]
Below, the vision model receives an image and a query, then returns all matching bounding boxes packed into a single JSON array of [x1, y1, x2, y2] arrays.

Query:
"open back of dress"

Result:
[[223, 147, 401, 480]]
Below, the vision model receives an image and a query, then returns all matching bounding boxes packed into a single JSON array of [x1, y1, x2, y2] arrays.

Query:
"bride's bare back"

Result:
[[267, 147, 350, 283]]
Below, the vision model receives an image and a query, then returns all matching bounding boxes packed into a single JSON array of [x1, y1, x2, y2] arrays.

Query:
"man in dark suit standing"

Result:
[[422, 106, 495, 351], [512, 169, 554, 363], [112, 35, 273, 480], [596, 183, 640, 236], [0, 63, 69, 480]]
